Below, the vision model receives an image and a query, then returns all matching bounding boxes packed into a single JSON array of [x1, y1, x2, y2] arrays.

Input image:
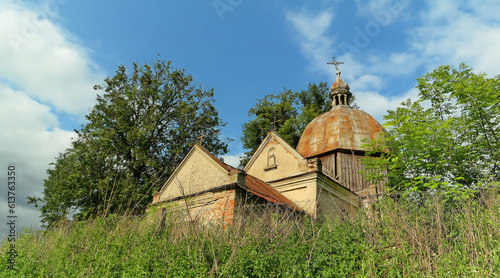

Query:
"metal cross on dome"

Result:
[[327, 57, 344, 75]]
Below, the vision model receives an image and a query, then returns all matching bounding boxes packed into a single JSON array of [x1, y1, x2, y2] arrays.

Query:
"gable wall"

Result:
[[246, 137, 309, 182], [317, 173, 361, 207], [159, 149, 229, 202]]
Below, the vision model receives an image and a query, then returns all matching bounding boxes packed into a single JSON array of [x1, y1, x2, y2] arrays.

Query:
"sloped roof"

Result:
[[195, 144, 235, 172], [243, 130, 307, 172], [296, 106, 386, 157], [154, 144, 301, 211], [239, 175, 303, 212], [197, 144, 299, 209]]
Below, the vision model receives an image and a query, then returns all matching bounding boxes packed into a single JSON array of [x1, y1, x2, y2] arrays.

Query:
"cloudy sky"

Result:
[[1, 0, 500, 237]]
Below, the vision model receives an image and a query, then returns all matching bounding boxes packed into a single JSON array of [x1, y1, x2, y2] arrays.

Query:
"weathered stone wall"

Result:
[[153, 187, 238, 226]]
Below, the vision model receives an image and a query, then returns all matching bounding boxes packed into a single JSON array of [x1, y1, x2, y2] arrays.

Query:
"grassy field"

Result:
[[1, 190, 499, 277]]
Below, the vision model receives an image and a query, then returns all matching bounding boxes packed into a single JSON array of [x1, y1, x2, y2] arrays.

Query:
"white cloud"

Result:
[[221, 154, 244, 168], [286, 0, 500, 129], [468, 0, 500, 21], [351, 74, 383, 92], [410, 0, 500, 76], [285, 10, 335, 76], [354, 0, 410, 19], [0, 85, 75, 237], [366, 52, 421, 76], [0, 1, 103, 237], [355, 88, 420, 123], [0, 1, 104, 115]]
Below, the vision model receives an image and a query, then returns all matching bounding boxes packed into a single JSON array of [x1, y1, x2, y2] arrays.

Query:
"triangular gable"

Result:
[[196, 144, 236, 172], [153, 143, 303, 213], [244, 131, 309, 182], [157, 144, 235, 202]]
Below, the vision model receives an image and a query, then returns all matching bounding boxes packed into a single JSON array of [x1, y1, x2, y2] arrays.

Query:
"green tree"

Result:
[[364, 64, 500, 199], [240, 82, 332, 166], [30, 60, 229, 226]]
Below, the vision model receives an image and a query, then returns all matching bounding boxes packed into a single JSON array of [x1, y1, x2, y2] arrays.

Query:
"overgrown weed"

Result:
[[1, 190, 499, 277]]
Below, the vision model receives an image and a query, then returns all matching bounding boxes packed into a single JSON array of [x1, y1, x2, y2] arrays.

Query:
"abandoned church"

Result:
[[150, 60, 387, 224]]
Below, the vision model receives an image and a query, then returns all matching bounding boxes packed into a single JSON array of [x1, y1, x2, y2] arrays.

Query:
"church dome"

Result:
[[296, 106, 386, 158], [296, 60, 386, 158]]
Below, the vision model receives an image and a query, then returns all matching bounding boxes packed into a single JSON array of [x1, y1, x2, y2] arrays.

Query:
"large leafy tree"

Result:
[[240, 82, 332, 166], [31, 60, 229, 225], [364, 64, 500, 199]]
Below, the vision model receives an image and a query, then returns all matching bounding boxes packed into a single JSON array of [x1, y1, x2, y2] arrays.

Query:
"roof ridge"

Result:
[[195, 144, 236, 172]]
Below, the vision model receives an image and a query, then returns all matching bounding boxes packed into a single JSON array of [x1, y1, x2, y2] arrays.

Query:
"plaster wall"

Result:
[[159, 148, 229, 201], [246, 137, 309, 182], [268, 172, 318, 216]]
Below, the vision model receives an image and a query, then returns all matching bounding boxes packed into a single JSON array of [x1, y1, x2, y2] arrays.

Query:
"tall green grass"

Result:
[[1, 190, 499, 277]]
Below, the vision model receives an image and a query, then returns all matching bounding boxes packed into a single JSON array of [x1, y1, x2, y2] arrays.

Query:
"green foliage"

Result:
[[240, 82, 331, 167], [3, 191, 500, 277], [364, 64, 500, 199], [31, 60, 229, 226]]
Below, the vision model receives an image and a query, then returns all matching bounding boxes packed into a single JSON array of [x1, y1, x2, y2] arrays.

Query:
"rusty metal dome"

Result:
[[297, 58, 386, 158], [296, 104, 386, 158]]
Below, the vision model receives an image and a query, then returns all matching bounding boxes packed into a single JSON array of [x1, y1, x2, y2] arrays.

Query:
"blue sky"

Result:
[[1, 0, 500, 236]]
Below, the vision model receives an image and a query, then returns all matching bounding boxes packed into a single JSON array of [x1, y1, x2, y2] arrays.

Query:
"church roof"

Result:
[[331, 71, 350, 92], [155, 144, 301, 211], [197, 144, 301, 210], [240, 175, 303, 212], [296, 60, 386, 158], [196, 144, 236, 172], [243, 130, 307, 173], [296, 106, 386, 157]]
